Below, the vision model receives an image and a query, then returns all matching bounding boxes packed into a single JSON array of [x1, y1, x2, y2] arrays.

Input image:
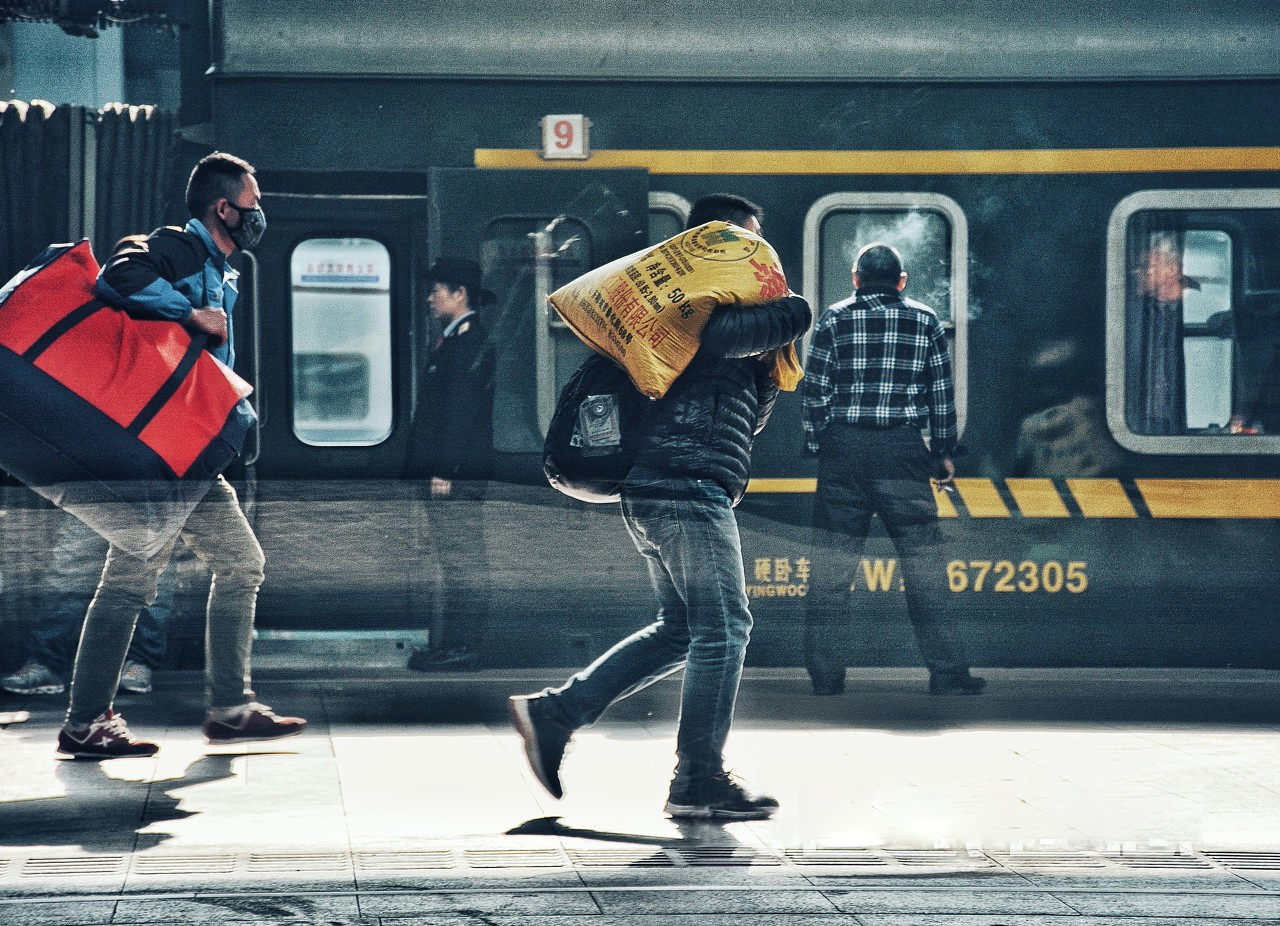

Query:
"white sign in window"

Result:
[[540, 114, 590, 160], [290, 238, 393, 446]]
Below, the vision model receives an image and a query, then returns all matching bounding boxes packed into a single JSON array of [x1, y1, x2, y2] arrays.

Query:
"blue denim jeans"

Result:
[[541, 473, 753, 782], [28, 512, 175, 675]]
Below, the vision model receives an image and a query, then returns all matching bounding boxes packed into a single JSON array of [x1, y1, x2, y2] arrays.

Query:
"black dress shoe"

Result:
[[408, 647, 480, 672], [406, 646, 444, 672], [810, 676, 845, 696], [929, 670, 986, 696]]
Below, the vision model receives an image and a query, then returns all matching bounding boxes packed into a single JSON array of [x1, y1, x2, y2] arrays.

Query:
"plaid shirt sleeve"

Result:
[[924, 315, 958, 456], [801, 314, 836, 457]]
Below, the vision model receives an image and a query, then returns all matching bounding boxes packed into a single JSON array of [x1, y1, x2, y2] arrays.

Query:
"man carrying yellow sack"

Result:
[[511, 194, 811, 820]]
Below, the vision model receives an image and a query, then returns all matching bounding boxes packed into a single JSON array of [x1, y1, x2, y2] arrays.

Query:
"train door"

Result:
[[245, 193, 428, 480], [238, 176, 650, 646], [420, 168, 652, 666], [428, 168, 649, 468], [236, 193, 429, 634]]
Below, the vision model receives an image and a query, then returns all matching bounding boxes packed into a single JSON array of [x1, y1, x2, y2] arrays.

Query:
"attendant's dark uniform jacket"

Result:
[[404, 314, 496, 482]]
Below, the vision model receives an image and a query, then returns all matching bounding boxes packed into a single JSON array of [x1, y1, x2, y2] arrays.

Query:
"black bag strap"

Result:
[[125, 333, 209, 436], [20, 299, 105, 362]]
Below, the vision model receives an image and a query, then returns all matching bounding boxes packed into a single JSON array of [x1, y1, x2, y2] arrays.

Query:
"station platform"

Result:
[[2, 666, 1280, 925]]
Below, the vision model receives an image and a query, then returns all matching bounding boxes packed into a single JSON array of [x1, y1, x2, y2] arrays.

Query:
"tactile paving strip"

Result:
[[21, 856, 127, 878], [1205, 852, 1280, 871], [355, 850, 454, 870], [0, 845, 1267, 883]]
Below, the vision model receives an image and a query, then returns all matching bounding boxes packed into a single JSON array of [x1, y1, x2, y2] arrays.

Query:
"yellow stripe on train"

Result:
[[745, 477, 1280, 519], [475, 146, 1280, 176]]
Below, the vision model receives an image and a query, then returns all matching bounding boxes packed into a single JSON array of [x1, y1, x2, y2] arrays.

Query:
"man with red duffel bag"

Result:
[[54, 153, 305, 758]]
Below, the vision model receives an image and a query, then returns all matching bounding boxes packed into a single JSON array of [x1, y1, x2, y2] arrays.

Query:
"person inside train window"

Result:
[[802, 242, 984, 697], [1235, 247, 1280, 435], [56, 152, 306, 759], [1125, 230, 1194, 435], [402, 257, 497, 672], [510, 195, 811, 821]]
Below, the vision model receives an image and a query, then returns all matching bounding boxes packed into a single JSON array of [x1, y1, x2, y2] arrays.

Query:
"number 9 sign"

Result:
[[541, 114, 590, 160]]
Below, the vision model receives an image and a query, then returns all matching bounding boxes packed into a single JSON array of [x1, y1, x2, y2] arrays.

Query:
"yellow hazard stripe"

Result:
[[954, 478, 1010, 518], [1067, 479, 1138, 518], [1137, 479, 1280, 519], [745, 477, 1280, 519], [475, 147, 1280, 176], [746, 478, 815, 493], [1005, 478, 1071, 518]]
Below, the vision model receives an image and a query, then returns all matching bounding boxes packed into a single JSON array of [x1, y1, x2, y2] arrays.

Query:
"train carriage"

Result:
[[6, 0, 1280, 671]]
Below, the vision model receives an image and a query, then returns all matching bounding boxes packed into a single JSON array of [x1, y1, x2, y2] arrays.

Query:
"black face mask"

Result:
[[223, 203, 267, 250]]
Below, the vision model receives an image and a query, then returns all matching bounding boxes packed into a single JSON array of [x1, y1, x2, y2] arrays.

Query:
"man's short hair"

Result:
[[686, 193, 763, 230], [854, 242, 904, 286], [186, 152, 256, 218]]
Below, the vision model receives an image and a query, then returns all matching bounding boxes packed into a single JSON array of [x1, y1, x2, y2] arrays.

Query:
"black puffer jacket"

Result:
[[630, 295, 811, 504]]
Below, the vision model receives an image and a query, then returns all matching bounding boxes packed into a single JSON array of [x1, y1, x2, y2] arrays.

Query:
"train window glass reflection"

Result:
[[480, 216, 592, 453], [804, 193, 969, 436], [290, 238, 393, 446], [648, 191, 691, 245], [1113, 195, 1280, 451], [819, 209, 953, 323]]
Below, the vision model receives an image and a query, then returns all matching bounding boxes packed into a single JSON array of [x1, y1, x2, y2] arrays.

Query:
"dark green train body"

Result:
[[5, 1, 1279, 670]]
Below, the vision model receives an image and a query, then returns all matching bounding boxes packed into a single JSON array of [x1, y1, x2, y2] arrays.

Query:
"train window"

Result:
[[803, 193, 969, 435], [1107, 191, 1280, 454], [289, 238, 393, 446], [648, 191, 691, 245], [480, 216, 592, 452]]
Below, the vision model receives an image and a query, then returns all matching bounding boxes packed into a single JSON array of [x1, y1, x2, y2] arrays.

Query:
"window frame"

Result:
[[802, 192, 969, 440], [648, 191, 691, 242], [288, 235, 395, 448], [1106, 189, 1280, 455]]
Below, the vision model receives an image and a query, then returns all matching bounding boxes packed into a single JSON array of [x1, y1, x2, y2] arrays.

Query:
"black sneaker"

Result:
[[509, 694, 573, 800], [407, 647, 480, 672], [665, 772, 779, 821], [928, 669, 987, 696]]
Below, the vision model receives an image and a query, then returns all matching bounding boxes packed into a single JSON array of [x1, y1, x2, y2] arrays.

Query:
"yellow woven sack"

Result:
[[547, 221, 802, 399]]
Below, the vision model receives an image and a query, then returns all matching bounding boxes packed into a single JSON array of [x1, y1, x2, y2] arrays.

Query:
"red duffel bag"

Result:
[[0, 240, 257, 558]]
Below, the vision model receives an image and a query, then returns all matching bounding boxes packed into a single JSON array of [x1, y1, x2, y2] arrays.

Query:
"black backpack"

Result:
[[543, 353, 650, 503]]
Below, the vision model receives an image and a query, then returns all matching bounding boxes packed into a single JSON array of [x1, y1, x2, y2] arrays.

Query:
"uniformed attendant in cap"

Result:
[[403, 257, 497, 672]]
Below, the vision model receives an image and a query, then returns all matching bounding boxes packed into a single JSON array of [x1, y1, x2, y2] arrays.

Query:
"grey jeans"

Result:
[[66, 476, 265, 725]]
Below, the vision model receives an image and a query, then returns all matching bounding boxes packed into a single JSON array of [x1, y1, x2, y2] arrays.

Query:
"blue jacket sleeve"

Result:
[[95, 232, 200, 323]]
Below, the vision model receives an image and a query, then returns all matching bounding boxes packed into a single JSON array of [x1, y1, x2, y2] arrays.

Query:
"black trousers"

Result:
[[804, 424, 968, 682], [413, 480, 491, 654]]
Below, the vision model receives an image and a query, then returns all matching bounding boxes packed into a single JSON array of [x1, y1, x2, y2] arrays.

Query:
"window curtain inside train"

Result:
[[92, 104, 179, 261], [1125, 212, 1188, 435], [0, 100, 72, 283], [0, 101, 178, 282]]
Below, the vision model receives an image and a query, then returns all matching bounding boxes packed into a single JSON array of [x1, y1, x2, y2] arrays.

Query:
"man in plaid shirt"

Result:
[[801, 243, 984, 697]]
